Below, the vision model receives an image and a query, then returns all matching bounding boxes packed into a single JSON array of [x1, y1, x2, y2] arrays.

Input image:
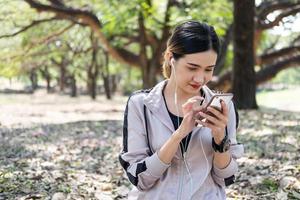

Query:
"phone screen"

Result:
[[205, 93, 233, 111]]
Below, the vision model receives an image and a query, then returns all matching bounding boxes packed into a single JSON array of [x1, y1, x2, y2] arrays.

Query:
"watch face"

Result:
[[224, 139, 231, 152]]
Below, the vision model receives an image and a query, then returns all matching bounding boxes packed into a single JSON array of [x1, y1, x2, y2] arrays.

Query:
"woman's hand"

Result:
[[174, 96, 204, 140], [159, 96, 204, 164], [196, 100, 229, 144]]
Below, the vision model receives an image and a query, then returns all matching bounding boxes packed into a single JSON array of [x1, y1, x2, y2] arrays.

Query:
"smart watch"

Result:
[[212, 134, 231, 153]]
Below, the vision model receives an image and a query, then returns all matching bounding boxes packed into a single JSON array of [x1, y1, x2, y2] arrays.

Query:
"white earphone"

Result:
[[170, 58, 175, 69], [170, 55, 209, 199]]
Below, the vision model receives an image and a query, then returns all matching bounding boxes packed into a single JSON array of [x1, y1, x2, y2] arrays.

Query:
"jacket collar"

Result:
[[144, 80, 174, 132], [143, 79, 215, 132]]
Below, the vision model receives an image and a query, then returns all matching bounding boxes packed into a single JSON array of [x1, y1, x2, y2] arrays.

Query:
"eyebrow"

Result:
[[187, 62, 215, 68]]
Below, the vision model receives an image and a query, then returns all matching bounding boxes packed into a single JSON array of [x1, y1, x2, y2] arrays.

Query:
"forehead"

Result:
[[181, 50, 218, 66]]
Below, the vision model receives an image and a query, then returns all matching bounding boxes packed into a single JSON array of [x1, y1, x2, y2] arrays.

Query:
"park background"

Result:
[[0, 0, 299, 199]]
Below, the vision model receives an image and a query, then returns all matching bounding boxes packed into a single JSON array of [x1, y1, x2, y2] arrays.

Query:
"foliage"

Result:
[[0, 0, 233, 90], [271, 67, 300, 85], [0, 0, 299, 97]]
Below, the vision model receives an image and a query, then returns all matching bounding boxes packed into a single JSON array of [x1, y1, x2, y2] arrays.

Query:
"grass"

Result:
[[256, 87, 300, 112], [261, 178, 279, 192]]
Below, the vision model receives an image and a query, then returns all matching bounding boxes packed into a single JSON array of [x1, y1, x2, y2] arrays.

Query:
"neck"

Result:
[[164, 79, 193, 103]]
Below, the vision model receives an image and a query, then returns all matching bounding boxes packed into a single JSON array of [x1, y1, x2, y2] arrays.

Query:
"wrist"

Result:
[[214, 136, 224, 145], [212, 134, 231, 153], [172, 129, 185, 142], [214, 134, 225, 145]]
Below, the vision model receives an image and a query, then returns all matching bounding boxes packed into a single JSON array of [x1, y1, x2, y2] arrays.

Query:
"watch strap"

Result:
[[212, 127, 230, 153]]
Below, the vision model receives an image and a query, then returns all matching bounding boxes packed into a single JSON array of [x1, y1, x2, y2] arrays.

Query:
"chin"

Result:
[[184, 88, 199, 96]]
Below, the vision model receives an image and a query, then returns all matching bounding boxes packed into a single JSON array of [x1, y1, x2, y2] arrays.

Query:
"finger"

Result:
[[182, 102, 193, 110], [193, 105, 206, 113], [196, 120, 215, 130], [201, 102, 208, 109], [198, 111, 227, 128], [202, 120, 226, 135], [198, 111, 220, 125], [193, 112, 204, 121], [220, 100, 229, 117], [207, 106, 227, 123], [185, 96, 204, 105], [183, 100, 196, 108], [183, 96, 204, 109], [189, 96, 204, 101]]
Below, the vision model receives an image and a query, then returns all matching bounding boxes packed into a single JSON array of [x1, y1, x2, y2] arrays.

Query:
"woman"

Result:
[[119, 21, 244, 200]]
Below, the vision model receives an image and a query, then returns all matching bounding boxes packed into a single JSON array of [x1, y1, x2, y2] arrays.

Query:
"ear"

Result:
[[170, 57, 175, 68], [164, 50, 173, 65]]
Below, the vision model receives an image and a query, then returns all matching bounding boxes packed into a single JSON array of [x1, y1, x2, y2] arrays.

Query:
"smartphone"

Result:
[[194, 93, 233, 123], [204, 93, 233, 111]]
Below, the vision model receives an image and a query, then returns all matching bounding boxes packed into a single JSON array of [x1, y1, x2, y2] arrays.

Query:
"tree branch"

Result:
[[261, 35, 281, 55], [24, 0, 141, 67], [257, 4, 300, 30], [151, 0, 172, 67], [138, 11, 148, 64], [256, 54, 300, 84], [25, 23, 75, 52], [215, 23, 233, 75], [258, 45, 300, 65], [0, 17, 57, 39], [209, 55, 300, 91], [291, 34, 300, 45], [257, 0, 300, 20]]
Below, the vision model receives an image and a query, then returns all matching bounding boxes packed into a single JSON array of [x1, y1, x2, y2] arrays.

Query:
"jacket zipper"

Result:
[[176, 140, 185, 200], [181, 132, 193, 200], [178, 131, 194, 199], [177, 156, 184, 200]]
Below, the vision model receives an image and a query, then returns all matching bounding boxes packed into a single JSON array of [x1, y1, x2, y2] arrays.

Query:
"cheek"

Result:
[[186, 72, 197, 82], [204, 73, 213, 82], [177, 68, 192, 80]]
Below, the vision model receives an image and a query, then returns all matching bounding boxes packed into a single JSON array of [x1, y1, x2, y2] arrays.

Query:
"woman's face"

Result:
[[170, 50, 217, 96]]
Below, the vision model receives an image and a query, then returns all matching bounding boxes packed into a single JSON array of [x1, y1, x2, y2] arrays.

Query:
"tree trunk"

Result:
[[46, 77, 51, 93], [233, 0, 258, 109], [138, 12, 157, 89], [215, 24, 233, 76], [91, 76, 97, 99], [142, 63, 157, 89], [102, 51, 111, 99], [87, 31, 99, 100], [29, 69, 38, 91], [87, 70, 98, 100], [103, 76, 111, 99], [59, 64, 66, 92], [142, 65, 149, 89], [111, 74, 118, 94], [39, 65, 51, 93], [44, 66, 51, 93], [70, 74, 77, 97]]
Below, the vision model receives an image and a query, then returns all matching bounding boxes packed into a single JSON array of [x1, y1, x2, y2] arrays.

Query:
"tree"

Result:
[[2, 0, 299, 108], [232, 0, 257, 109], [210, 0, 300, 92], [19, 0, 233, 88]]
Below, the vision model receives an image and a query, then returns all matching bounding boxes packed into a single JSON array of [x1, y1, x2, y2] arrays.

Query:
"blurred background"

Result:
[[0, 0, 299, 199]]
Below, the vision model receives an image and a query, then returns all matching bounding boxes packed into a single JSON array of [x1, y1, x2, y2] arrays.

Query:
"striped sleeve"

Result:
[[119, 94, 170, 191], [211, 100, 244, 187]]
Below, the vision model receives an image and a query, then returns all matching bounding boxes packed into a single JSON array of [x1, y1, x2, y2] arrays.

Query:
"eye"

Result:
[[188, 67, 197, 71], [205, 68, 214, 72]]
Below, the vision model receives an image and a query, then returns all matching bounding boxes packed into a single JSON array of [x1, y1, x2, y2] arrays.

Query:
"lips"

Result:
[[189, 84, 201, 89]]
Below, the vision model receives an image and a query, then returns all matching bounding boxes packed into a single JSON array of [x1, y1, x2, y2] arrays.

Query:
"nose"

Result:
[[193, 74, 204, 85]]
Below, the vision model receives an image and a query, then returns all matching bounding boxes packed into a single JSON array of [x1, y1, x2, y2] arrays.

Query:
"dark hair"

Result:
[[162, 21, 220, 78]]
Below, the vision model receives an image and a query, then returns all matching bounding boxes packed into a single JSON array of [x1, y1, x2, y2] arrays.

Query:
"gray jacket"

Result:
[[119, 80, 244, 200]]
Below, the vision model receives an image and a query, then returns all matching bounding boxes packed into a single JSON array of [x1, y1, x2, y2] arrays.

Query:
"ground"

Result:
[[0, 90, 299, 200]]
